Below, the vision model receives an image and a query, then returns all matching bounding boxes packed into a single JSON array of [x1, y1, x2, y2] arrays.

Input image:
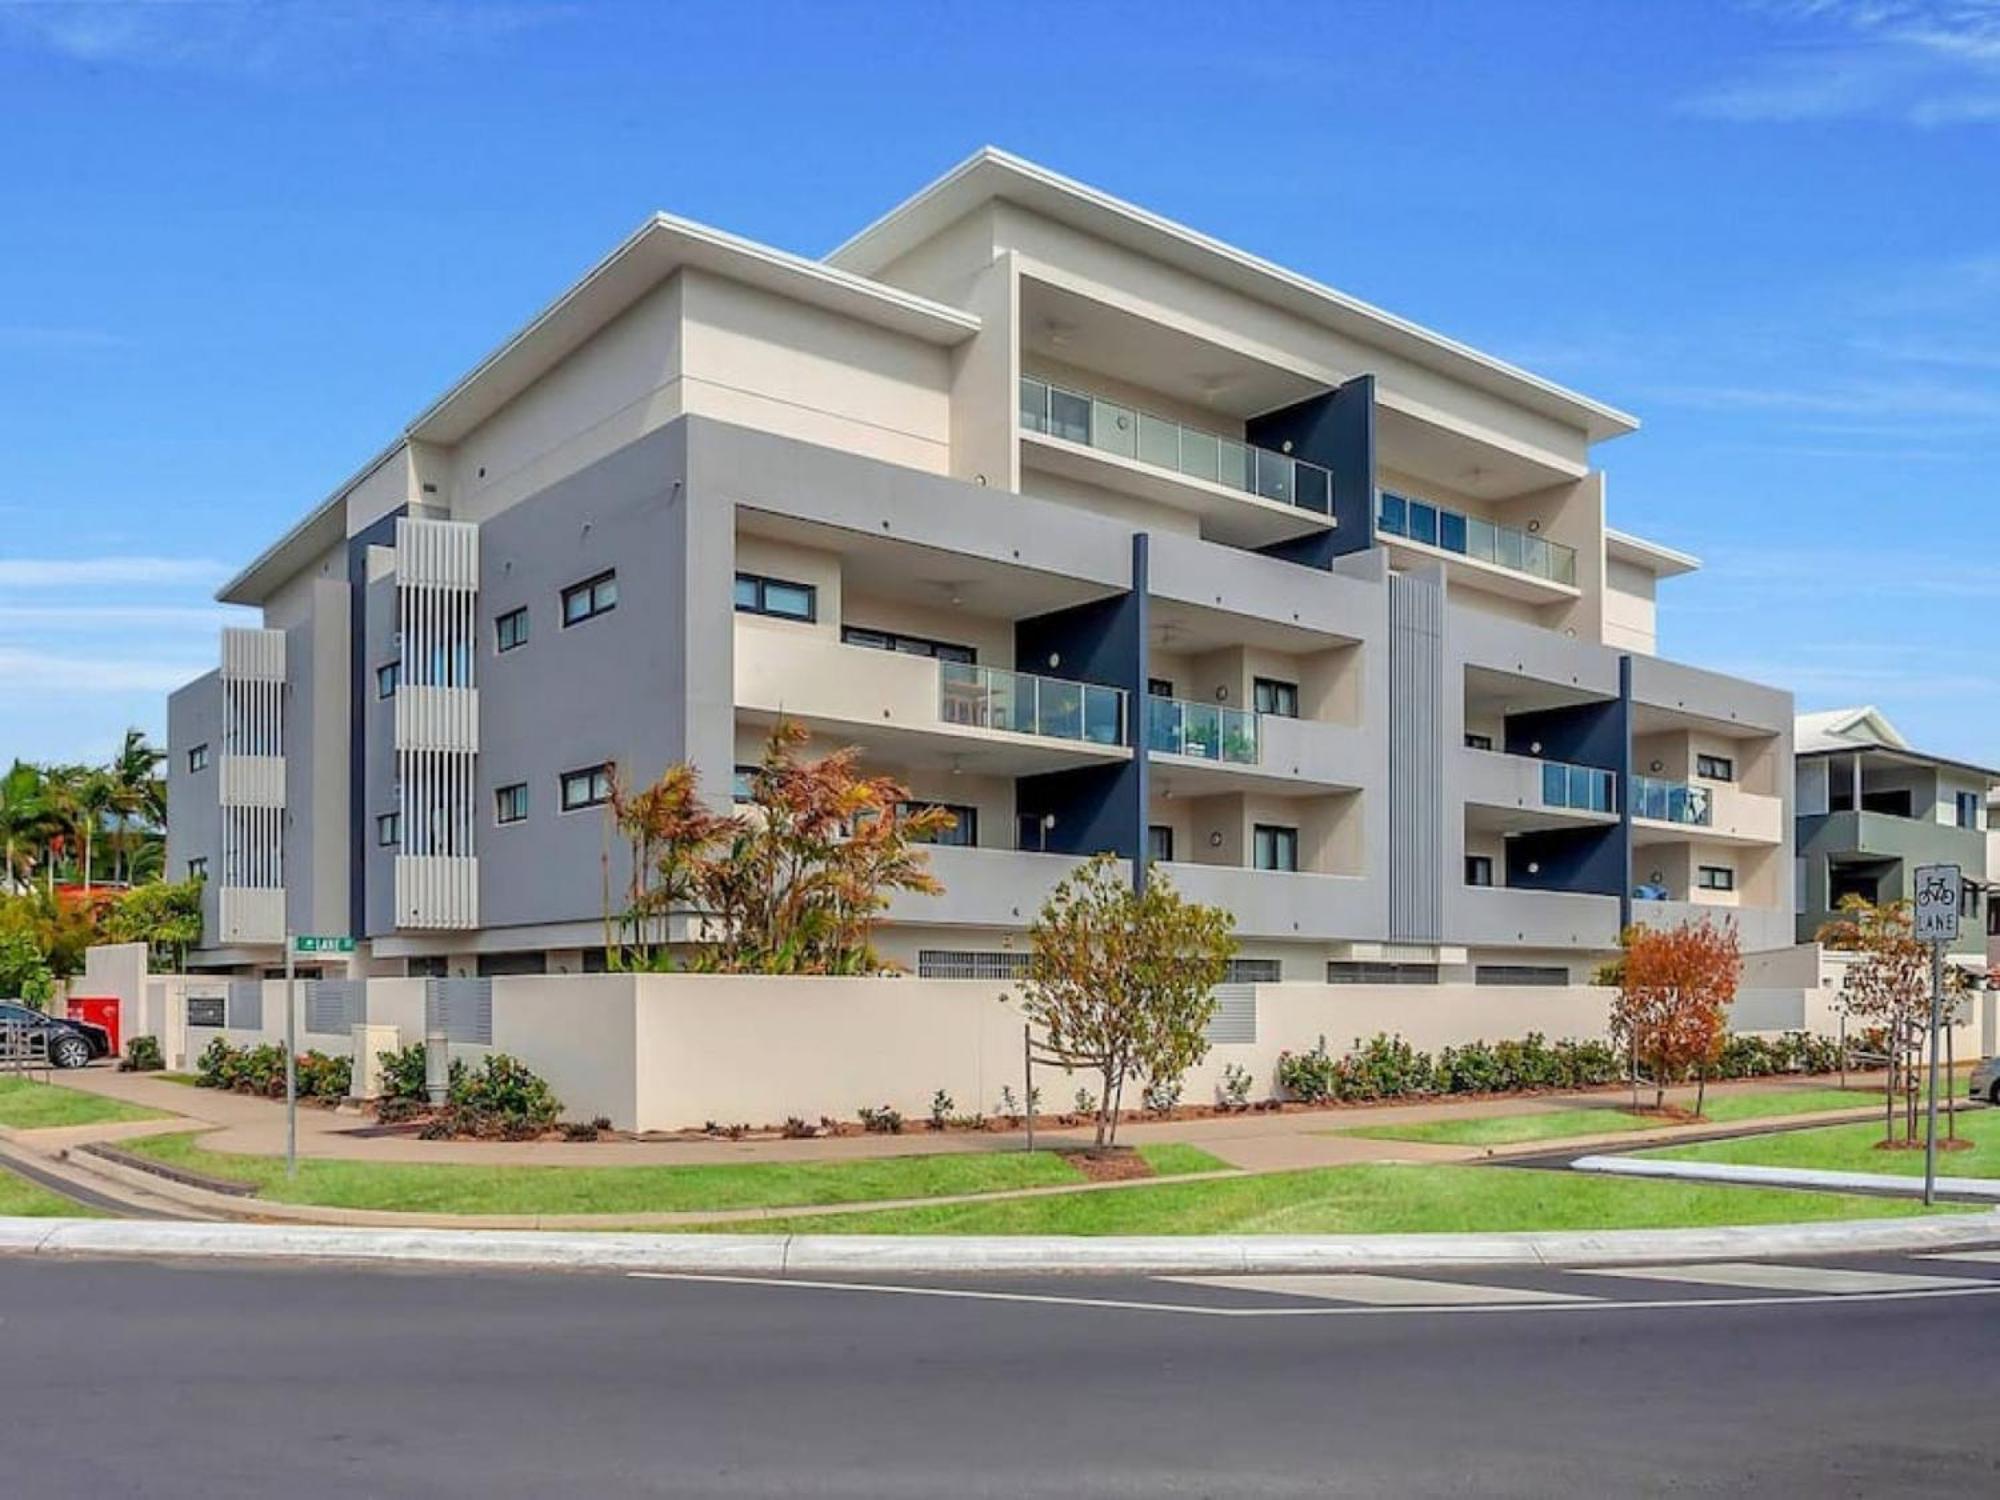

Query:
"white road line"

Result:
[[1576, 1261, 1987, 1295], [1921, 1248, 2000, 1265], [1157, 1273, 1591, 1306], [627, 1271, 2000, 1319]]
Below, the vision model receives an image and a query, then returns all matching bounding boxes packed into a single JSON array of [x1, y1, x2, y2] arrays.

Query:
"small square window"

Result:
[[1956, 791, 1982, 830], [495, 607, 529, 653], [560, 764, 612, 812], [1697, 865, 1735, 891], [1464, 733, 1494, 752], [904, 801, 976, 847], [1253, 678, 1299, 717], [376, 661, 400, 699], [1695, 753, 1735, 782], [376, 812, 401, 848], [1466, 854, 1494, 887], [1253, 824, 1298, 872], [186, 743, 209, 773], [731, 765, 758, 803], [495, 783, 528, 825], [187, 857, 208, 881], [561, 572, 618, 627], [734, 572, 816, 622], [1147, 677, 1175, 699], [1147, 824, 1175, 863]]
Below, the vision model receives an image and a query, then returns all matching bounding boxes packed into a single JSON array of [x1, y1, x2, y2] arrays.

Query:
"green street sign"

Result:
[[292, 935, 356, 956]]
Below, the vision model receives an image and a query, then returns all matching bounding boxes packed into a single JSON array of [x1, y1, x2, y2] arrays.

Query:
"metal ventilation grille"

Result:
[[916, 950, 1030, 980]]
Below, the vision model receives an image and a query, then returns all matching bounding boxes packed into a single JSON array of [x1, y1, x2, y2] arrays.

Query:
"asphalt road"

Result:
[[4, 1253, 1997, 1498]]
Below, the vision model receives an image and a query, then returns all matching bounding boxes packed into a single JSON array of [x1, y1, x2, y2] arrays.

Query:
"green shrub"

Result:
[[193, 1039, 348, 1098], [1276, 1036, 1344, 1104], [376, 1042, 464, 1102], [119, 1035, 165, 1073], [294, 1050, 352, 1099], [444, 1053, 561, 1136]]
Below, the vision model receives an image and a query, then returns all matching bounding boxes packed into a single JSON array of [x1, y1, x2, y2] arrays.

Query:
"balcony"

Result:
[[1454, 884, 1623, 950], [1540, 759, 1617, 814], [939, 662, 1124, 746], [1018, 376, 1336, 549], [1460, 748, 1617, 831], [1146, 695, 1259, 766], [1375, 491, 1579, 601], [1631, 775, 1712, 827]]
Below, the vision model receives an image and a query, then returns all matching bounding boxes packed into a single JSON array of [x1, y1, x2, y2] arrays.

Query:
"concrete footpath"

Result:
[[1577, 1154, 2000, 1201], [3, 1208, 1999, 1276]]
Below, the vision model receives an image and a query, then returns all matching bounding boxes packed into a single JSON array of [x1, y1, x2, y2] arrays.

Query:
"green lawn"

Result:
[[0, 1164, 96, 1217], [0, 1076, 167, 1130], [703, 1161, 1934, 1235], [1339, 1087, 1880, 1148], [1644, 1104, 2000, 1179], [121, 1133, 1229, 1215]]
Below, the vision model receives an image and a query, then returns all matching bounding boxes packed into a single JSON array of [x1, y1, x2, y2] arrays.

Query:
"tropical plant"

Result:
[[1022, 854, 1236, 1148], [1612, 918, 1740, 1115], [101, 877, 204, 971]]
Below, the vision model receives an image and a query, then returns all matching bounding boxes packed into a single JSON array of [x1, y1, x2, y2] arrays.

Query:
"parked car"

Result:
[[1972, 1056, 2000, 1107], [0, 1001, 111, 1069]]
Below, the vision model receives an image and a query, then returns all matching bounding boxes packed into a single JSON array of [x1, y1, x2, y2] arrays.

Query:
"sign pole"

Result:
[[284, 931, 298, 1181], [1924, 938, 1944, 1208]]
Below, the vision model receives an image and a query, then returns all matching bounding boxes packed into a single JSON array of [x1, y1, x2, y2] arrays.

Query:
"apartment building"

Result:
[[1795, 707, 1994, 964], [165, 148, 1794, 982]]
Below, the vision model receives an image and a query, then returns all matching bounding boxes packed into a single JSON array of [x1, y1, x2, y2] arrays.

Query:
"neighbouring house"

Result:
[[1794, 706, 1997, 967], [164, 148, 1795, 984]]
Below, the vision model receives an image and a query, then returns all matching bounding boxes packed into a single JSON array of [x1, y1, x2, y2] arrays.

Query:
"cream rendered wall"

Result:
[[260, 539, 348, 631], [1024, 354, 1242, 436], [1603, 557, 1658, 655], [839, 590, 1016, 667], [1178, 790, 1360, 876], [1497, 471, 1605, 643], [343, 446, 414, 536], [454, 277, 686, 524], [1019, 465, 1203, 536], [734, 532, 843, 637], [678, 268, 952, 476]]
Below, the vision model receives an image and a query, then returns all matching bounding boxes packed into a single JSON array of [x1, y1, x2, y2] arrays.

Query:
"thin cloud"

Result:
[[0, 647, 210, 693], [0, 604, 242, 626], [0, 556, 229, 588]]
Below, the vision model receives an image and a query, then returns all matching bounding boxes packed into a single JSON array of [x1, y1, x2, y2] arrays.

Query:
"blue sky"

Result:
[[2, 0, 1997, 767]]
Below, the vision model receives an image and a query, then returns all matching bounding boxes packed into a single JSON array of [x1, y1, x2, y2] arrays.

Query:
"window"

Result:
[[1697, 865, 1736, 891], [1695, 753, 1735, 782], [1962, 880, 1982, 921], [1327, 961, 1438, 985], [495, 783, 529, 825], [734, 572, 816, 622], [731, 765, 758, 803], [1253, 824, 1299, 872], [560, 764, 612, 811], [1957, 791, 1982, 830], [1476, 964, 1569, 987], [187, 857, 208, 881], [494, 607, 529, 653], [1147, 824, 1175, 863], [1225, 958, 1281, 984], [904, 801, 976, 847], [1465, 854, 1494, 887], [376, 661, 400, 699], [841, 625, 974, 663], [561, 571, 618, 627], [1252, 677, 1299, 717], [918, 950, 1030, 980], [1147, 677, 1175, 698], [1464, 733, 1494, 752], [376, 812, 400, 847], [186, 743, 209, 773]]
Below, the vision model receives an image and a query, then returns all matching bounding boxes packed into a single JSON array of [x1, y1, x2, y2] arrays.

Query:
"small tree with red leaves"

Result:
[[1819, 896, 1931, 1146], [1612, 918, 1740, 1115]]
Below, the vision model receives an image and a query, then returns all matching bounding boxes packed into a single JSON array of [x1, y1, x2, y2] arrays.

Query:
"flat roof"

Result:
[[1606, 528, 1701, 577], [828, 147, 1640, 445]]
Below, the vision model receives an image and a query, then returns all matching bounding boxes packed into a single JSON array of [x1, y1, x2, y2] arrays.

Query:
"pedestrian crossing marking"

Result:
[[1575, 1261, 1986, 1295], [1158, 1273, 1592, 1306]]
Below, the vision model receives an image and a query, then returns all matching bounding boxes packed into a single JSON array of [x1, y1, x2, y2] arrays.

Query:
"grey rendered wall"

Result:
[[361, 576, 399, 937], [166, 671, 223, 940], [284, 578, 351, 938], [1388, 568, 1445, 942], [475, 421, 717, 934]]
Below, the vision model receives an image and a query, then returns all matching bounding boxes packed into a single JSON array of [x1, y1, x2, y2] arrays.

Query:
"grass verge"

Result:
[[1643, 1104, 2000, 1179], [699, 1162, 1936, 1235], [120, 1134, 1228, 1215], [0, 1163, 97, 1217], [0, 1076, 168, 1130], [1338, 1087, 1879, 1148]]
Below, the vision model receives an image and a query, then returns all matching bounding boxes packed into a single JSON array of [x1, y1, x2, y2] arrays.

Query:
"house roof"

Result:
[[1797, 706, 2000, 781], [827, 147, 1640, 445]]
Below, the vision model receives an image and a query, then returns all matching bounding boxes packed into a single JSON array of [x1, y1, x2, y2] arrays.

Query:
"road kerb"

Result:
[[1572, 1155, 2000, 1200]]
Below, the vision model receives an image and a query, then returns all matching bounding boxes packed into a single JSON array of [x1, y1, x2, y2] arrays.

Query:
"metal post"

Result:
[[284, 933, 298, 1180], [1923, 939, 1944, 1207], [1023, 1023, 1034, 1155]]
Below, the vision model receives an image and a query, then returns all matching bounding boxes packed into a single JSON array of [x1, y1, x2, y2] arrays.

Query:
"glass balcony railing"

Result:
[[940, 662, 1124, 746], [1147, 695, 1260, 765], [1376, 491, 1578, 587], [1019, 376, 1333, 516], [1539, 759, 1617, 814], [1631, 775, 1713, 826]]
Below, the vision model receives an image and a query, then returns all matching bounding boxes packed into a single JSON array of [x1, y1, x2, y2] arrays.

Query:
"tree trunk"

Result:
[[1695, 1067, 1707, 1121], [1096, 1062, 1117, 1150], [1947, 1020, 1957, 1144]]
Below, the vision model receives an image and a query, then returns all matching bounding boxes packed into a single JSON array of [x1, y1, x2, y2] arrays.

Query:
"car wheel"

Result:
[[1989, 1081, 2000, 1107], [51, 1035, 91, 1070]]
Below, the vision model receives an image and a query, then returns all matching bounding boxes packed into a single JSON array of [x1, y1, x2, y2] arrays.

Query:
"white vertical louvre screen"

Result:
[[218, 626, 287, 944], [394, 518, 480, 930]]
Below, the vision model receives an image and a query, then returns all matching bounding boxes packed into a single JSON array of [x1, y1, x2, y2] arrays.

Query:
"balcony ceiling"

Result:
[[1464, 665, 1608, 719], [1021, 279, 1323, 419], [1150, 597, 1345, 656], [1376, 405, 1585, 501], [1631, 702, 1775, 742]]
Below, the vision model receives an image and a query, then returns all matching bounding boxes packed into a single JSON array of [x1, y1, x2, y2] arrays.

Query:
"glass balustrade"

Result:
[[1146, 695, 1260, 765], [1538, 759, 1617, 814], [1631, 775, 1713, 826], [1375, 491, 1578, 587], [1020, 376, 1333, 516], [939, 662, 1125, 746]]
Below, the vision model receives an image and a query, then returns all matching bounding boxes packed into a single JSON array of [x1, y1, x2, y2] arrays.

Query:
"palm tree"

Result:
[[105, 730, 165, 884], [0, 762, 43, 894]]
